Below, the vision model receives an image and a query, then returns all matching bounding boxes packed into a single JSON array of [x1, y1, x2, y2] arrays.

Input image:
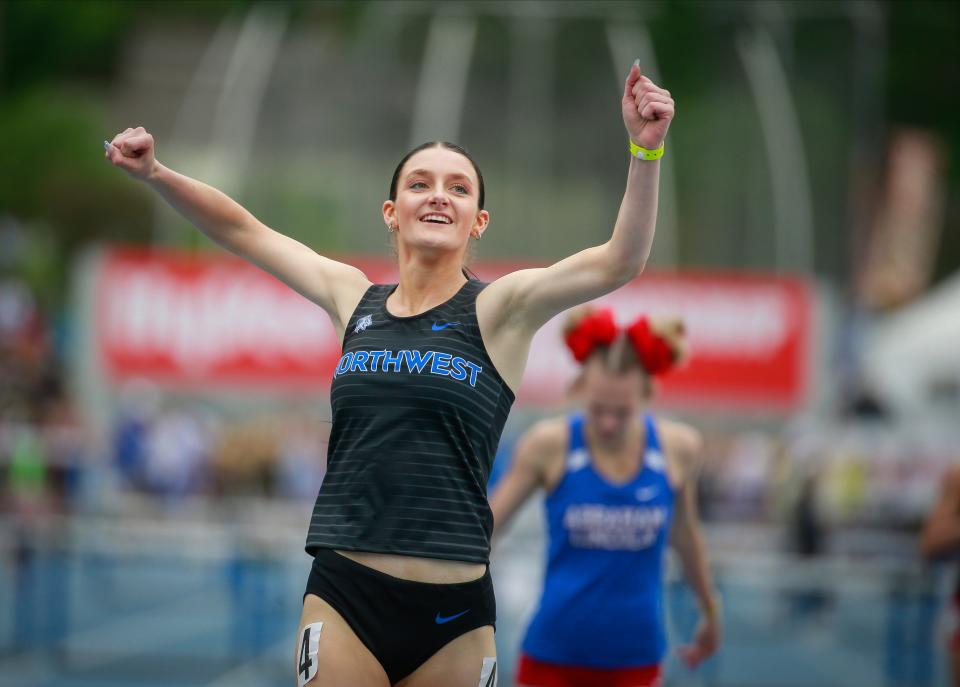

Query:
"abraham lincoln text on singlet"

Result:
[[333, 349, 483, 387], [563, 504, 668, 551]]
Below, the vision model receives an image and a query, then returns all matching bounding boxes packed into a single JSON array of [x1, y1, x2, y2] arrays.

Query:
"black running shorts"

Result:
[[303, 548, 497, 684]]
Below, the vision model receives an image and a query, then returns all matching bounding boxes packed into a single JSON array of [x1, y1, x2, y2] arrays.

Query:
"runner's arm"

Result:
[[490, 421, 563, 536], [480, 64, 673, 335], [667, 424, 722, 667], [104, 128, 370, 335]]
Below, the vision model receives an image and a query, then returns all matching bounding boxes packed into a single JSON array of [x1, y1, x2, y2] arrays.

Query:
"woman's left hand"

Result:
[[677, 613, 721, 669], [622, 63, 675, 150]]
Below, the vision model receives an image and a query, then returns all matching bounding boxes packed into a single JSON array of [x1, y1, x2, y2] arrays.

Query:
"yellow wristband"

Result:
[[629, 139, 665, 161], [701, 595, 722, 618]]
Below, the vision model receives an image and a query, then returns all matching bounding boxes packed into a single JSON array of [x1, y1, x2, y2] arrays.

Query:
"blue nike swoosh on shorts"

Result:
[[435, 609, 470, 624], [431, 322, 461, 331]]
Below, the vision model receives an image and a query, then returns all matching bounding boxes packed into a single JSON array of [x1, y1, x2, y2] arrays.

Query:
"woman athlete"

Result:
[[920, 465, 960, 686], [104, 62, 674, 687], [490, 308, 721, 687]]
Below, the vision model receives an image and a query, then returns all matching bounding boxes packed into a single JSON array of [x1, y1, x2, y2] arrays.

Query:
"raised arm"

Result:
[[664, 422, 721, 669], [477, 64, 674, 389], [919, 466, 960, 559], [104, 128, 370, 337], [490, 419, 566, 537]]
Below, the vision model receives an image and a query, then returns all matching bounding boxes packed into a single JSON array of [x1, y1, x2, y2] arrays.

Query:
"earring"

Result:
[[388, 223, 397, 233]]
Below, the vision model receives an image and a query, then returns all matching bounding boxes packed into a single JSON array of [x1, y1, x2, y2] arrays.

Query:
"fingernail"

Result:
[[633, 58, 640, 68], [103, 140, 111, 151]]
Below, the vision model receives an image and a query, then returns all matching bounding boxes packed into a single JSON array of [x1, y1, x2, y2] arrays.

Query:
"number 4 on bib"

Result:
[[297, 622, 323, 687]]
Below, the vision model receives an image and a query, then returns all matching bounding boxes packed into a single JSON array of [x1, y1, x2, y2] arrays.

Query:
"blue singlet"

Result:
[[521, 413, 675, 668]]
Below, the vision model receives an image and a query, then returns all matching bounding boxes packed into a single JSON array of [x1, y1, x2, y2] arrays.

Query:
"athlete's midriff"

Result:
[[337, 549, 486, 584]]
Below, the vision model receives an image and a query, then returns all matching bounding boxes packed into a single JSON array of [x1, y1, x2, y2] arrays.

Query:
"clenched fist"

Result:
[[104, 126, 158, 180], [622, 63, 675, 151]]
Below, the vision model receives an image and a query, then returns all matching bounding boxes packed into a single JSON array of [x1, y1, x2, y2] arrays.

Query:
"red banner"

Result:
[[514, 271, 813, 412], [93, 248, 812, 411]]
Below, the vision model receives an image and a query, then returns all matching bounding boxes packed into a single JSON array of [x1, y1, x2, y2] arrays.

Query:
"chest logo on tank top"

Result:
[[635, 485, 660, 502], [333, 349, 483, 387], [354, 315, 374, 334], [563, 503, 668, 551]]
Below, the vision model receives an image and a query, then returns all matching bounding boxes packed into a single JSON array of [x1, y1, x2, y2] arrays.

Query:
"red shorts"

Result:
[[516, 654, 662, 687]]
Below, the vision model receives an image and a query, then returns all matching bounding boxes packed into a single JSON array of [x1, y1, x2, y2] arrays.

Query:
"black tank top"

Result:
[[305, 280, 515, 563]]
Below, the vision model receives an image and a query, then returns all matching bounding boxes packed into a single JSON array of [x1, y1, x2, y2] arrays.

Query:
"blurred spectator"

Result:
[[7, 425, 49, 517], [112, 381, 161, 490], [919, 465, 960, 687], [214, 417, 279, 497], [714, 432, 772, 521], [40, 393, 88, 509], [786, 467, 832, 620], [790, 470, 826, 559], [0, 277, 35, 341], [142, 405, 215, 501]]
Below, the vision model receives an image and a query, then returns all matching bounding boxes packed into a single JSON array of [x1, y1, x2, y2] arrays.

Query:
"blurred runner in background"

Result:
[[491, 307, 720, 687]]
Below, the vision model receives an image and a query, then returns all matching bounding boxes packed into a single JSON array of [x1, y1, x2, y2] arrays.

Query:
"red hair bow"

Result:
[[564, 309, 618, 362], [626, 317, 675, 376]]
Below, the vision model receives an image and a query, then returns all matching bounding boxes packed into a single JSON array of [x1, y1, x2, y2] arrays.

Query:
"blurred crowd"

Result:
[[109, 389, 329, 503], [0, 259, 78, 520], [0, 267, 953, 562], [0, 267, 329, 522], [699, 417, 955, 558]]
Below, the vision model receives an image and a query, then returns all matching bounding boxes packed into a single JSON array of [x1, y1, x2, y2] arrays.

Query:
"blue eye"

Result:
[[409, 181, 427, 190], [451, 184, 468, 194]]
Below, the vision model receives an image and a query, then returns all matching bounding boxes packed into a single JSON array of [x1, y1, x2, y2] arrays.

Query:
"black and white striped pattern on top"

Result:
[[305, 280, 515, 564]]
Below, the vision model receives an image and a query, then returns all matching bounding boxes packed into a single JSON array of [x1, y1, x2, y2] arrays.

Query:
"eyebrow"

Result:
[[404, 169, 473, 185]]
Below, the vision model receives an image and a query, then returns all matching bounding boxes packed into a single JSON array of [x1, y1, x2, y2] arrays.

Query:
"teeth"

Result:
[[421, 214, 452, 224]]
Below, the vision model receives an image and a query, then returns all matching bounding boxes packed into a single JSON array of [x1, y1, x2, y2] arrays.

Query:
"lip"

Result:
[[418, 212, 454, 224]]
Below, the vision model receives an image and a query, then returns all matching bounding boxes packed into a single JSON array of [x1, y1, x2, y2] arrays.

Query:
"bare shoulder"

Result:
[[518, 417, 569, 463], [320, 257, 373, 326], [514, 417, 568, 485], [475, 269, 547, 391], [658, 418, 703, 455], [477, 269, 540, 329], [656, 417, 704, 486]]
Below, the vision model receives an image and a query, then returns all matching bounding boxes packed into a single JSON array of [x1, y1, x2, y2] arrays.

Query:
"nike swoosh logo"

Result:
[[635, 486, 660, 501], [434, 609, 470, 624], [431, 322, 461, 331]]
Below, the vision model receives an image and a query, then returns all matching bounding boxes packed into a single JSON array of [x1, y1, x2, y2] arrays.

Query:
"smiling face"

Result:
[[383, 146, 489, 259]]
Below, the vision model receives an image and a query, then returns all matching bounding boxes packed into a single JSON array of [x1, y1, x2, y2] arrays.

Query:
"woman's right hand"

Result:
[[104, 126, 158, 180]]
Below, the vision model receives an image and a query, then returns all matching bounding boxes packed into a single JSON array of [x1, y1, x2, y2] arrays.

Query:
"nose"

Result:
[[428, 188, 450, 206]]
